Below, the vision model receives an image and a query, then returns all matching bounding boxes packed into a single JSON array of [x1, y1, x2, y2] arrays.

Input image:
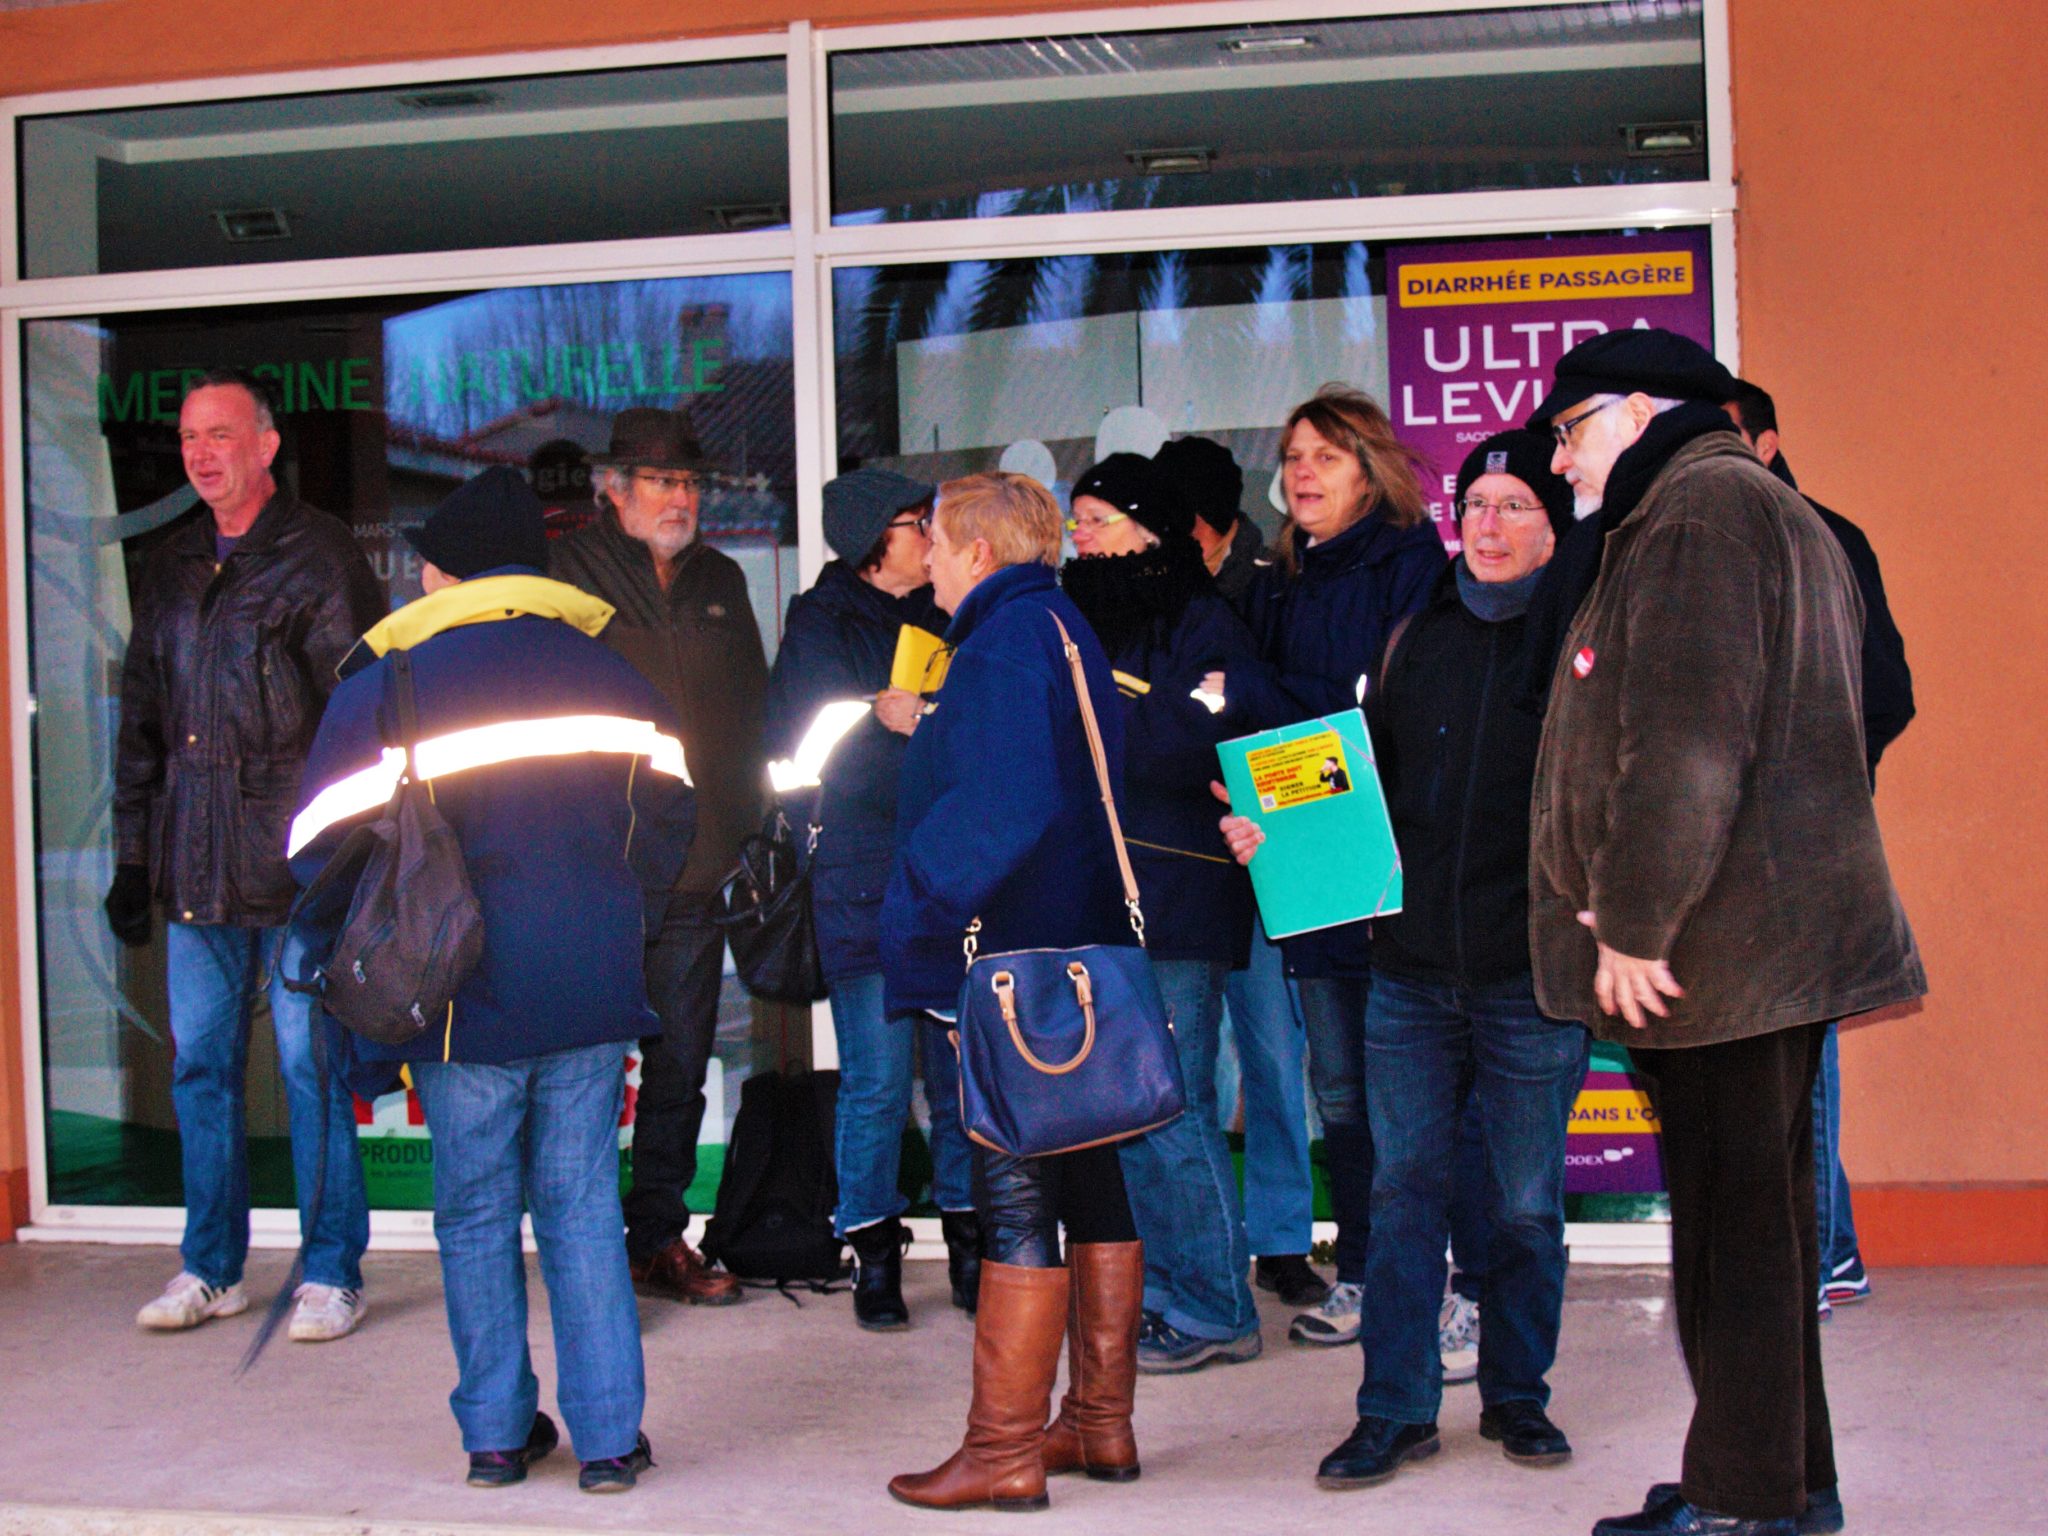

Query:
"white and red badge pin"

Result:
[[1572, 647, 1597, 679]]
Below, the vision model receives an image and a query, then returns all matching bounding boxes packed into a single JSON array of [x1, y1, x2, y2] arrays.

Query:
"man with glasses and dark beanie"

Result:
[[1524, 329, 1925, 1536], [552, 407, 767, 1307]]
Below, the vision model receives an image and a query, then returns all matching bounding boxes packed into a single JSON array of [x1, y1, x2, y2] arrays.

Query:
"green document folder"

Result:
[[1216, 708, 1403, 940]]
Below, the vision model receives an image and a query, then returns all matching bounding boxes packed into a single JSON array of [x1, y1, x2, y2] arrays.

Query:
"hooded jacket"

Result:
[[550, 510, 766, 896], [882, 563, 1130, 1015], [1230, 512, 1447, 977], [1529, 435, 1925, 1045], [764, 560, 944, 982], [1368, 561, 1548, 988], [289, 570, 693, 1065], [113, 493, 387, 926], [1062, 547, 1259, 967]]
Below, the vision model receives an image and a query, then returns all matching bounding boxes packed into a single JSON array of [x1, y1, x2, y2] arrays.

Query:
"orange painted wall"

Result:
[[2, 1, 2043, 1251]]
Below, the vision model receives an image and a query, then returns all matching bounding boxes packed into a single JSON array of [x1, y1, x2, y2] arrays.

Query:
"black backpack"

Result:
[[700, 1068, 844, 1286], [280, 649, 485, 1046]]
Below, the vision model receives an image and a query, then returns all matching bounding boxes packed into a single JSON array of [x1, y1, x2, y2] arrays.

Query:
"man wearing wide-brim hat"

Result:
[[1522, 329, 1925, 1536], [551, 407, 766, 1307]]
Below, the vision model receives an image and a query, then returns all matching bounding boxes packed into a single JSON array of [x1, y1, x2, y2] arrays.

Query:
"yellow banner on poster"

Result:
[[1244, 728, 1355, 812], [1397, 252, 1696, 308], [1567, 1088, 1661, 1134]]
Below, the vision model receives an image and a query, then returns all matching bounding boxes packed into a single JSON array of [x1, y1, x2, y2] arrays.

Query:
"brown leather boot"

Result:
[[888, 1262, 1070, 1511], [1041, 1240, 1143, 1481]]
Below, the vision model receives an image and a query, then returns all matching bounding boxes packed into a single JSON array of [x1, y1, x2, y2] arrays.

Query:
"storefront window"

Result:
[[829, 3, 1708, 225], [24, 271, 795, 1211], [835, 227, 1710, 1216], [18, 56, 789, 278]]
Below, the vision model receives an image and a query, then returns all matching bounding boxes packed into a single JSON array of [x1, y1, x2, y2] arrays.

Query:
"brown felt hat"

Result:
[[591, 407, 710, 473]]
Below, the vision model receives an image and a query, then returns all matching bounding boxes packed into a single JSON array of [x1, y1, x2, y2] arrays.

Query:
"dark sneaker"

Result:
[[1479, 1400, 1572, 1465], [579, 1431, 654, 1494], [467, 1411, 559, 1488], [630, 1237, 742, 1306], [1254, 1254, 1332, 1308], [1135, 1318, 1263, 1374], [1823, 1254, 1871, 1305], [1316, 1415, 1439, 1489], [1642, 1482, 1843, 1535]]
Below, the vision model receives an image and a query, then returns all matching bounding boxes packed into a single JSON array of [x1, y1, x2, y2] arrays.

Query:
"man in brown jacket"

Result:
[[1524, 331, 1924, 1536], [552, 408, 767, 1306]]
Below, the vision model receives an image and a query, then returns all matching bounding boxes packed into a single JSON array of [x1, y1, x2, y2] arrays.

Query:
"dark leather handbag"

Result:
[[713, 808, 828, 1005], [953, 615, 1185, 1158]]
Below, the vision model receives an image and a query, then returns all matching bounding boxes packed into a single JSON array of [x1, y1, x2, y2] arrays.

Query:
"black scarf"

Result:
[[1059, 538, 1214, 660], [1513, 400, 1739, 715]]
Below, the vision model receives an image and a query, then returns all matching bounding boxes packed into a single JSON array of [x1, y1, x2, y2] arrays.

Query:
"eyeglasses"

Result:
[[1460, 498, 1550, 520], [630, 470, 702, 496], [1064, 510, 1131, 534], [912, 513, 933, 536], [885, 514, 925, 533], [1550, 397, 1621, 450]]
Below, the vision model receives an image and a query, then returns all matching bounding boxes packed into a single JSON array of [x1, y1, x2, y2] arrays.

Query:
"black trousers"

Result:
[[1632, 1021, 1835, 1521], [624, 893, 726, 1260], [973, 1141, 1137, 1268]]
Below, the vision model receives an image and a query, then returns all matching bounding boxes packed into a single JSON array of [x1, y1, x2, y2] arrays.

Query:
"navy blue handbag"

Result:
[[953, 615, 1186, 1158]]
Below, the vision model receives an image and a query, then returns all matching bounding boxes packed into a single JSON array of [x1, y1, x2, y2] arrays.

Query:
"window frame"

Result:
[[3, 0, 1731, 1261]]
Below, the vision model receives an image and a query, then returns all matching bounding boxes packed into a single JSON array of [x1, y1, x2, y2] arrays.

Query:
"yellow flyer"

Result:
[[1245, 729, 1354, 811]]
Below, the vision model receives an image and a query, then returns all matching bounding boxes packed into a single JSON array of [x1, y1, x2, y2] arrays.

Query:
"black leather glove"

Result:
[[103, 863, 153, 948]]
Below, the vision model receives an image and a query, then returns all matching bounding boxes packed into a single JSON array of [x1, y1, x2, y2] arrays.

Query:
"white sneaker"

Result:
[[288, 1283, 366, 1342], [1288, 1279, 1364, 1346], [137, 1271, 248, 1331], [1439, 1292, 1481, 1384]]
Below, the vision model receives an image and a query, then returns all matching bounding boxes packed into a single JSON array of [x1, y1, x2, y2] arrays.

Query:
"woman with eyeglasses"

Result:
[[1204, 385, 1447, 1350], [1058, 452, 1265, 1380], [763, 467, 979, 1333]]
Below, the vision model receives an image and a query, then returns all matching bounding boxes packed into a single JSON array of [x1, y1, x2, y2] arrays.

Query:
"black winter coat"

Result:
[[551, 513, 767, 895], [765, 561, 944, 983], [113, 494, 385, 925], [1230, 513, 1447, 977], [1063, 552, 1259, 966], [1368, 563, 1542, 988]]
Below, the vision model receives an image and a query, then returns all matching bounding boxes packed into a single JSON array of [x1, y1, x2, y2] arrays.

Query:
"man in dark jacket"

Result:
[[291, 467, 692, 1493], [551, 407, 765, 1305], [110, 370, 385, 1342], [1727, 380, 1914, 1321], [1527, 331, 1925, 1536], [1157, 434, 1269, 610], [1312, 431, 1588, 1489]]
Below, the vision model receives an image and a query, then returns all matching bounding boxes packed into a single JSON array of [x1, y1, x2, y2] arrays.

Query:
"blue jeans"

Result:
[[1298, 975, 1373, 1283], [413, 1041, 644, 1461], [1222, 916, 1314, 1256], [829, 972, 972, 1235], [1357, 970, 1590, 1423], [1811, 1021, 1861, 1285], [164, 921, 368, 1291], [1121, 959, 1258, 1340]]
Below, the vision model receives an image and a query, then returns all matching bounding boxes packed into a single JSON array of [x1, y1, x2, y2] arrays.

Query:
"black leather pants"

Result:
[[973, 1141, 1138, 1268]]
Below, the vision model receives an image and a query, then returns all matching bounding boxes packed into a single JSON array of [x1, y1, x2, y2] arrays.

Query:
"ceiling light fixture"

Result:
[[396, 88, 500, 111], [1125, 146, 1215, 175], [707, 203, 789, 232], [1623, 121, 1704, 156], [213, 207, 292, 243], [1222, 35, 1318, 54]]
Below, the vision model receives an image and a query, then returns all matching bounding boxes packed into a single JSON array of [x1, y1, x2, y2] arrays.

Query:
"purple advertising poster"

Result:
[[1566, 1044, 1667, 1195], [1385, 230, 1715, 548]]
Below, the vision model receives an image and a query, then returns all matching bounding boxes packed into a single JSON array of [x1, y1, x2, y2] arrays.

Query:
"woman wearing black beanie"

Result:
[[1057, 452, 1268, 1385]]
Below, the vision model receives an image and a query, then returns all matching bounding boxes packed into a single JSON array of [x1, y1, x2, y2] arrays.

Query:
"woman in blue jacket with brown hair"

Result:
[[1059, 451, 1264, 1376], [765, 467, 978, 1334], [1208, 385, 1447, 1349], [883, 472, 1145, 1514]]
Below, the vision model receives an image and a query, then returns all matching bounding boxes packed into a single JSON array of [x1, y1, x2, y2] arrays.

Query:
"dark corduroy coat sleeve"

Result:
[[1588, 518, 1774, 962]]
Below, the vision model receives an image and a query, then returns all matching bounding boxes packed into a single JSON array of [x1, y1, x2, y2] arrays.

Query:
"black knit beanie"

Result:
[[1071, 453, 1192, 544], [1454, 430, 1575, 540], [1153, 436, 1244, 536]]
